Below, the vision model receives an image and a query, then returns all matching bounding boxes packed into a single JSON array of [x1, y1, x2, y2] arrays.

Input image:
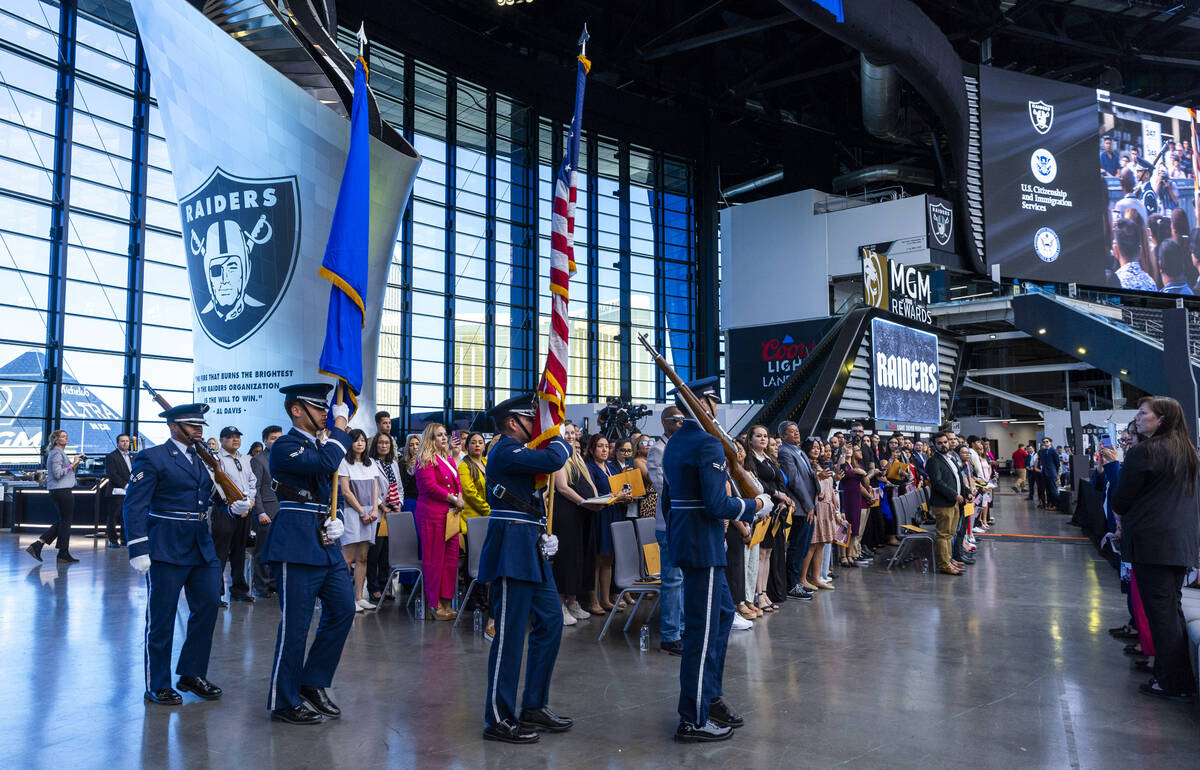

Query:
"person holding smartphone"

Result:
[[26, 429, 84, 563]]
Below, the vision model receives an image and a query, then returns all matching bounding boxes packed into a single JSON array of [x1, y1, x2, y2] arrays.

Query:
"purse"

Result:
[[638, 488, 658, 518]]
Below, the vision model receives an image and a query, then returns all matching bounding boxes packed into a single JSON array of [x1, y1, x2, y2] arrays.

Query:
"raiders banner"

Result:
[[871, 318, 940, 427], [979, 66, 1107, 286], [130, 0, 419, 431]]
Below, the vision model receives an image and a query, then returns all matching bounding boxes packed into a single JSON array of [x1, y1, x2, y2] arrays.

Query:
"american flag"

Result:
[[529, 34, 589, 452]]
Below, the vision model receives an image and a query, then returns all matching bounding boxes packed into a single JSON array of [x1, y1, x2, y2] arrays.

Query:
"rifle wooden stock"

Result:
[[636, 334, 761, 500], [141, 381, 247, 503]]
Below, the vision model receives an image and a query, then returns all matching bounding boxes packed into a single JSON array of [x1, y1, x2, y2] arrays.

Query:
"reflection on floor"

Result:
[[2, 487, 1196, 768]]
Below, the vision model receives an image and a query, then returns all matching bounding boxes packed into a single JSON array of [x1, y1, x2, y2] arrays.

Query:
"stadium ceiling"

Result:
[[340, 0, 1200, 203]]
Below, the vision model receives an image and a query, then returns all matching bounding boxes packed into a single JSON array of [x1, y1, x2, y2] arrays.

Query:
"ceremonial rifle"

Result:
[[142, 381, 247, 503], [637, 334, 762, 500]]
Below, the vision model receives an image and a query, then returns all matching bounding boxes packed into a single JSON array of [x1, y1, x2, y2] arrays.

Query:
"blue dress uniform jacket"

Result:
[[661, 419, 757, 729], [262, 424, 355, 712], [478, 434, 570, 583], [123, 442, 218, 565], [122, 440, 220, 693], [660, 420, 757, 569], [480, 433, 570, 729], [262, 426, 350, 566]]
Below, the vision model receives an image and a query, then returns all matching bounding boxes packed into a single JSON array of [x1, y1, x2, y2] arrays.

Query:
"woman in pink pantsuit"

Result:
[[414, 422, 465, 621]]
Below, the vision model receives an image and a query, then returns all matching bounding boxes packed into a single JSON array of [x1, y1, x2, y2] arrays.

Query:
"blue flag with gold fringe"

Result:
[[318, 57, 370, 410]]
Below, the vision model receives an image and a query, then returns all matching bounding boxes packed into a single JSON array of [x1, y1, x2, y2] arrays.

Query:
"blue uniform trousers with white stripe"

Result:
[[267, 562, 355, 710], [145, 560, 220, 692], [678, 565, 733, 727], [483, 575, 563, 727]]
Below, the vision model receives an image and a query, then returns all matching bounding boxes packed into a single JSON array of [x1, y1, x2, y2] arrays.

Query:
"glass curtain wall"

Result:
[[0, 2, 702, 463], [0, 0, 191, 460]]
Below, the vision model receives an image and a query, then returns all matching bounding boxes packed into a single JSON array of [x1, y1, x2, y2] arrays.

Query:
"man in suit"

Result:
[[776, 420, 818, 600], [1037, 437, 1061, 510], [479, 393, 573, 744], [663, 377, 770, 742], [262, 383, 353, 725], [926, 432, 965, 575], [103, 433, 133, 547], [124, 403, 247, 705], [647, 405, 685, 655], [250, 425, 283, 598]]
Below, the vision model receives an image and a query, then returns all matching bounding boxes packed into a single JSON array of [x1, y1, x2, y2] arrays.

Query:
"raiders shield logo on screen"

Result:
[[1028, 100, 1053, 135], [928, 201, 953, 248], [178, 168, 301, 348]]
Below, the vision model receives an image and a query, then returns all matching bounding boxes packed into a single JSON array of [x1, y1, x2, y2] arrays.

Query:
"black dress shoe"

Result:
[[708, 698, 744, 729], [959, 554, 976, 564], [218, 599, 229, 608], [106, 541, 122, 549], [660, 639, 684, 656], [56, 552, 79, 563], [229, 593, 255, 603], [177, 676, 222, 700], [519, 706, 573, 732], [674, 719, 733, 742], [144, 688, 182, 706], [300, 685, 341, 718], [25, 541, 43, 562], [483, 719, 540, 744], [271, 704, 326, 725]]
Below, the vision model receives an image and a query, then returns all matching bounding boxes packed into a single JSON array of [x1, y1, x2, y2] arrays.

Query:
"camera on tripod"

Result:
[[596, 397, 652, 443]]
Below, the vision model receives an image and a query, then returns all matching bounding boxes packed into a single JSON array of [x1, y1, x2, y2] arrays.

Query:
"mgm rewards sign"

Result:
[[130, 0, 419, 431], [861, 244, 934, 324]]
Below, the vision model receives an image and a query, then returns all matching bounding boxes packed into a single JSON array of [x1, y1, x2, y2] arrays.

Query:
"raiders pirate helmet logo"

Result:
[[1028, 100, 1053, 135], [928, 201, 953, 248], [179, 168, 301, 348]]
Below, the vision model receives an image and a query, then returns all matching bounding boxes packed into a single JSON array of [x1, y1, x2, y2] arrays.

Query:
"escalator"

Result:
[[1010, 293, 1200, 396]]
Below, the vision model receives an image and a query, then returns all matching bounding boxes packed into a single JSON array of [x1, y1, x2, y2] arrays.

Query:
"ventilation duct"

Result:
[[860, 54, 906, 142], [777, 0, 982, 273]]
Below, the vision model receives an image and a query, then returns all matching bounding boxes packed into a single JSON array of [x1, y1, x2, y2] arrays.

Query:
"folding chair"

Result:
[[632, 517, 660, 577], [381, 511, 424, 611], [453, 515, 492, 628], [598, 521, 661, 641], [888, 492, 935, 571]]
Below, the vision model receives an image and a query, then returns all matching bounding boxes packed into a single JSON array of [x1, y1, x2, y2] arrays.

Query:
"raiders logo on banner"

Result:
[[179, 168, 301, 348], [1028, 99, 1053, 135], [927, 200, 953, 248]]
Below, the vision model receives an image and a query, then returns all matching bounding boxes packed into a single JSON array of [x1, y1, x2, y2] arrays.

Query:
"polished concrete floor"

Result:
[[2, 490, 1197, 769]]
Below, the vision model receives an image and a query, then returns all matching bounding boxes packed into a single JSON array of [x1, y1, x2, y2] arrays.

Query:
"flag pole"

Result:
[[329, 381, 343, 524]]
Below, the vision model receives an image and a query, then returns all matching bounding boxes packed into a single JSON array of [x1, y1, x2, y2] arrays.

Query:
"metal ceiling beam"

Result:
[[638, 0, 727, 51], [640, 13, 798, 60], [745, 58, 858, 94], [966, 362, 1093, 377], [960, 377, 1054, 413]]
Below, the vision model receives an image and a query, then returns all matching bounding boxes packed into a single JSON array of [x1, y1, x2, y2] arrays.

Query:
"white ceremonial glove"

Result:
[[540, 534, 559, 557], [754, 493, 774, 520], [230, 498, 252, 517], [330, 401, 350, 422], [130, 554, 151, 574], [113, 487, 125, 496], [325, 517, 345, 541]]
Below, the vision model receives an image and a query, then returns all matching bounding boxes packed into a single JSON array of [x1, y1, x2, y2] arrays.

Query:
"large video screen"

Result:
[[981, 66, 1199, 294], [871, 318, 940, 427], [980, 66, 1109, 286]]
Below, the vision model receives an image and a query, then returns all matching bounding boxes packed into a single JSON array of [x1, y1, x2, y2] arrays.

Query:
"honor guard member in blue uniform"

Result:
[[480, 393, 574, 744], [661, 377, 772, 742], [262, 383, 355, 725], [125, 403, 248, 705]]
